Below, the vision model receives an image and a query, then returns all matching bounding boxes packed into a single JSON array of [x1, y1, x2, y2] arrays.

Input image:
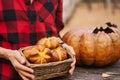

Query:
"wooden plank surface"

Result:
[[50, 60, 120, 80]]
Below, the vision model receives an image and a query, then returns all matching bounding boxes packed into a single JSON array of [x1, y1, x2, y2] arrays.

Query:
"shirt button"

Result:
[[39, 17, 44, 22]]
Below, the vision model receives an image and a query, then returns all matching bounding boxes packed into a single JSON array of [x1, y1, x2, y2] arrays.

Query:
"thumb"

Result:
[[13, 50, 26, 64], [63, 43, 76, 55]]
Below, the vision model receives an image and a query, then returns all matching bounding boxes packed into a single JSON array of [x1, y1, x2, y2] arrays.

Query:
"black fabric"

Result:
[[3, 10, 16, 21]]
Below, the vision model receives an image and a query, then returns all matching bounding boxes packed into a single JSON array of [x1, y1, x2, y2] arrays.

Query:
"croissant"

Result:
[[23, 45, 52, 64], [36, 36, 59, 49]]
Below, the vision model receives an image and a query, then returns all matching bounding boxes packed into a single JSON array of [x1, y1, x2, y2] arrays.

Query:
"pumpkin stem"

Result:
[[93, 27, 114, 34], [104, 27, 114, 33], [93, 27, 99, 34], [93, 27, 105, 33], [106, 22, 117, 28], [99, 27, 104, 32]]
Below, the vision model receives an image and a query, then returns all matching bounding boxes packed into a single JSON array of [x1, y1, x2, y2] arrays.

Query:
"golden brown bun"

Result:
[[23, 45, 52, 64], [36, 36, 59, 49], [51, 46, 67, 62]]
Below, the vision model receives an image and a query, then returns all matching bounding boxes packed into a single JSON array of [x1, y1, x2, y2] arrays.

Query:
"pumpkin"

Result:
[[62, 23, 120, 67]]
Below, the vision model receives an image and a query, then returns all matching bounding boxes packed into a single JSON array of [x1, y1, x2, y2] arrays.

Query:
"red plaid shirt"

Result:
[[0, 0, 64, 79]]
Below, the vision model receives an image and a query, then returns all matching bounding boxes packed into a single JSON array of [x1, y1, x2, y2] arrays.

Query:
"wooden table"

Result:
[[50, 60, 120, 80]]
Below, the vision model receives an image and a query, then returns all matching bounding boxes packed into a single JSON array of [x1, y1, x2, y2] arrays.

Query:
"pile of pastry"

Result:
[[23, 37, 68, 64]]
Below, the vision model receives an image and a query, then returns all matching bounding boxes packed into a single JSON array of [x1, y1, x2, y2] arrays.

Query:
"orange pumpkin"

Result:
[[62, 23, 120, 67]]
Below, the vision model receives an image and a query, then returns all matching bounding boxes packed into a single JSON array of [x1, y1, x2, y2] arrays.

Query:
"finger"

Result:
[[63, 43, 76, 55], [17, 64, 34, 74], [19, 73, 30, 80], [12, 59, 34, 80], [69, 65, 75, 75], [57, 37, 63, 43], [19, 70, 35, 80], [13, 50, 26, 64], [71, 58, 76, 67], [69, 58, 76, 75], [69, 46, 75, 55], [13, 59, 34, 74]]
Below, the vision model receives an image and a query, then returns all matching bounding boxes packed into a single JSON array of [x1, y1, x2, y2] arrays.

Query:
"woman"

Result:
[[0, 0, 76, 80]]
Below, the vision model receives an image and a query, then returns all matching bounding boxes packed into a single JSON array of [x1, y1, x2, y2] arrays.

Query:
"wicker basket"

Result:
[[19, 45, 74, 80]]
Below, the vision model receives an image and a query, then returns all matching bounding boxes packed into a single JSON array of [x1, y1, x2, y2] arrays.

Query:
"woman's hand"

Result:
[[6, 49, 35, 80], [62, 43, 76, 75]]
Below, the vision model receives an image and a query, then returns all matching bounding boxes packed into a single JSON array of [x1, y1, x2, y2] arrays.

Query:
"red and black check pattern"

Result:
[[0, 0, 64, 79]]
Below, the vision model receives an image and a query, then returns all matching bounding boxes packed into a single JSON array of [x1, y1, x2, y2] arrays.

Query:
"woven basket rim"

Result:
[[18, 45, 75, 68]]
